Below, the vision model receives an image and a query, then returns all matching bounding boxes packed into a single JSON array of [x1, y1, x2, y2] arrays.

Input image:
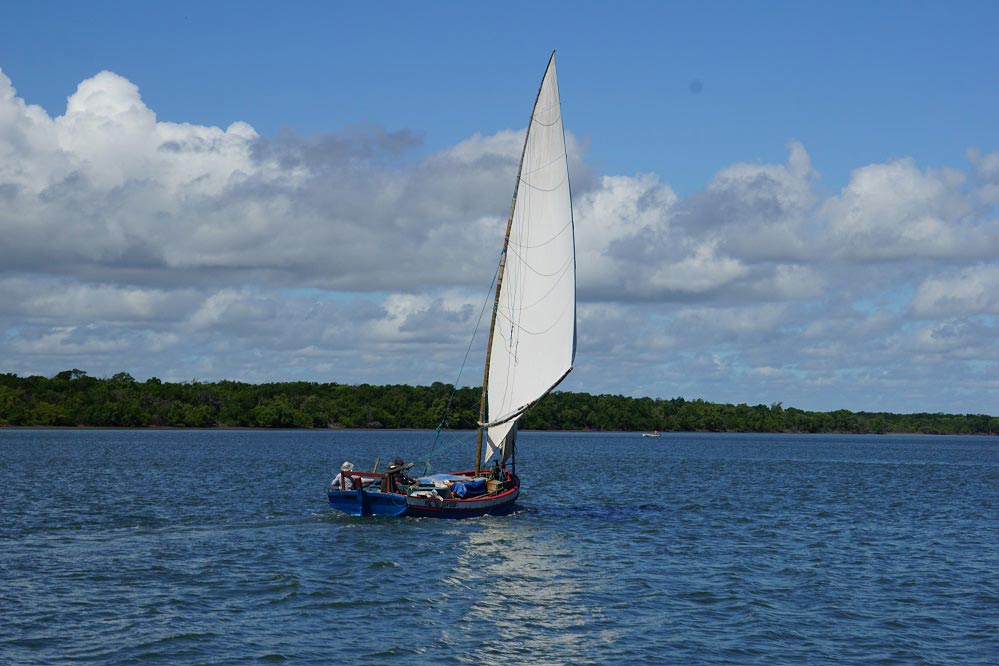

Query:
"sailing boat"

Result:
[[328, 51, 576, 518]]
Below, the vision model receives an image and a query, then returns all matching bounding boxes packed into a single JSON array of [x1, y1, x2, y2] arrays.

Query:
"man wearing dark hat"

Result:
[[385, 456, 416, 493]]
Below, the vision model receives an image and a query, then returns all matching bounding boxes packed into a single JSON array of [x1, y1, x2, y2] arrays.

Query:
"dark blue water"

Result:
[[2, 429, 997, 664]]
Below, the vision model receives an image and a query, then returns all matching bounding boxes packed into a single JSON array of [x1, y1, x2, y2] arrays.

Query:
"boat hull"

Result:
[[327, 487, 409, 517], [327, 472, 520, 519], [405, 484, 519, 519]]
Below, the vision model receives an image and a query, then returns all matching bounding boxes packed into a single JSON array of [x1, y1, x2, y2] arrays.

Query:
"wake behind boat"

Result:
[[327, 51, 575, 519]]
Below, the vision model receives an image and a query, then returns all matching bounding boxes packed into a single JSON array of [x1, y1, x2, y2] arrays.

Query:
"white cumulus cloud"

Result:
[[2, 66, 998, 414]]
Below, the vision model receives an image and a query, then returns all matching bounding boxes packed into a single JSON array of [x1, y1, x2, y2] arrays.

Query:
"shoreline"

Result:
[[1, 425, 995, 437]]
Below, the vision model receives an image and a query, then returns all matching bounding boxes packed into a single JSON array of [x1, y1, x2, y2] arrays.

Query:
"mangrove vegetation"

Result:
[[1, 370, 996, 435]]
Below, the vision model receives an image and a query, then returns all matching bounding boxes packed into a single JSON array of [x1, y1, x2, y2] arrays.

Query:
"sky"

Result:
[[1, 1, 998, 415]]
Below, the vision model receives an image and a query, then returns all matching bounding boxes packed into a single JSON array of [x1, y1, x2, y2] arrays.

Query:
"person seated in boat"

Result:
[[489, 459, 503, 481], [385, 457, 416, 492], [331, 461, 356, 490]]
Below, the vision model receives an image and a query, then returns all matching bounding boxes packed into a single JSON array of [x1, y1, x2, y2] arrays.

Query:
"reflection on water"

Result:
[[441, 515, 616, 664]]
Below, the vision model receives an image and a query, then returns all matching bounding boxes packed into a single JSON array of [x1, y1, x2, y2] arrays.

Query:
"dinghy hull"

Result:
[[327, 487, 408, 517]]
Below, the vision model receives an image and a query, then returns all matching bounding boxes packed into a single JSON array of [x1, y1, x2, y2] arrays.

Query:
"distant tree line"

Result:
[[0, 370, 996, 435]]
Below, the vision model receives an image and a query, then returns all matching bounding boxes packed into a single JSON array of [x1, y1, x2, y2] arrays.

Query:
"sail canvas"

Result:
[[486, 55, 576, 463]]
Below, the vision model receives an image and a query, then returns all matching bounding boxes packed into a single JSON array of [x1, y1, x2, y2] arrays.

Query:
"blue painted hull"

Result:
[[327, 487, 408, 517]]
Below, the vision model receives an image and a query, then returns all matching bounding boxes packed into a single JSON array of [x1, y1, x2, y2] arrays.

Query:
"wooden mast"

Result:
[[474, 51, 557, 475]]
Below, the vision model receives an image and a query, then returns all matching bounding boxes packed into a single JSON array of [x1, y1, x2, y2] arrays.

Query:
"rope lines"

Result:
[[420, 256, 500, 474]]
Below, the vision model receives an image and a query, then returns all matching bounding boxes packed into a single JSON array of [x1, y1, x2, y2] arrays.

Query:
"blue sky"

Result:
[[1, 1, 998, 414], [5, 1, 996, 193]]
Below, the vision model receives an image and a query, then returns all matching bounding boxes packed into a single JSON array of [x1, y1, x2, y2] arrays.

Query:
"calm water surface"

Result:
[[1, 429, 997, 664]]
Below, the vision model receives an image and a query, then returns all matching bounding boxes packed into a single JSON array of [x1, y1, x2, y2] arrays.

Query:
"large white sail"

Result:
[[485, 54, 576, 463]]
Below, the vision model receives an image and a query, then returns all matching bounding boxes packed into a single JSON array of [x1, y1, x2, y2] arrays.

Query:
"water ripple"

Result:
[[1, 429, 997, 664]]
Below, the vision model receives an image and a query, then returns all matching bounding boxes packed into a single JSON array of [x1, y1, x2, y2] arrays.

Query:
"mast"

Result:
[[474, 51, 558, 475]]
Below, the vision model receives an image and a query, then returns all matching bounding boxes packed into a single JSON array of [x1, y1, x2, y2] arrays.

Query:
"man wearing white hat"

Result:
[[331, 461, 355, 490]]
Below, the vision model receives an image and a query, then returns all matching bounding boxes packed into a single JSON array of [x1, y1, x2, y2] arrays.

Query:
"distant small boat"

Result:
[[642, 430, 662, 438]]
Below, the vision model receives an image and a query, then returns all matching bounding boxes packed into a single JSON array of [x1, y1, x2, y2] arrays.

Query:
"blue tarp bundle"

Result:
[[451, 478, 487, 498]]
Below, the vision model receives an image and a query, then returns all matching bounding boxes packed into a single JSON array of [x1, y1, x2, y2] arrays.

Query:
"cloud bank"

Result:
[[1, 67, 997, 413]]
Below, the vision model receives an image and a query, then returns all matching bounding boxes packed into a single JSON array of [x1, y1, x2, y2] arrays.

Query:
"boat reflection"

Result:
[[441, 517, 617, 663]]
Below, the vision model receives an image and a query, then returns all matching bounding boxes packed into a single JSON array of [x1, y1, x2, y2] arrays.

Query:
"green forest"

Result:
[[1, 369, 996, 435]]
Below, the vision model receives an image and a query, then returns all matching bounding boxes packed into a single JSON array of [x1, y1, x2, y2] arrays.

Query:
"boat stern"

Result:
[[327, 488, 408, 517]]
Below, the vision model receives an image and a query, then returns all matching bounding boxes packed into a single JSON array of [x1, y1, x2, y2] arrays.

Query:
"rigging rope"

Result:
[[421, 255, 501, 475]]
